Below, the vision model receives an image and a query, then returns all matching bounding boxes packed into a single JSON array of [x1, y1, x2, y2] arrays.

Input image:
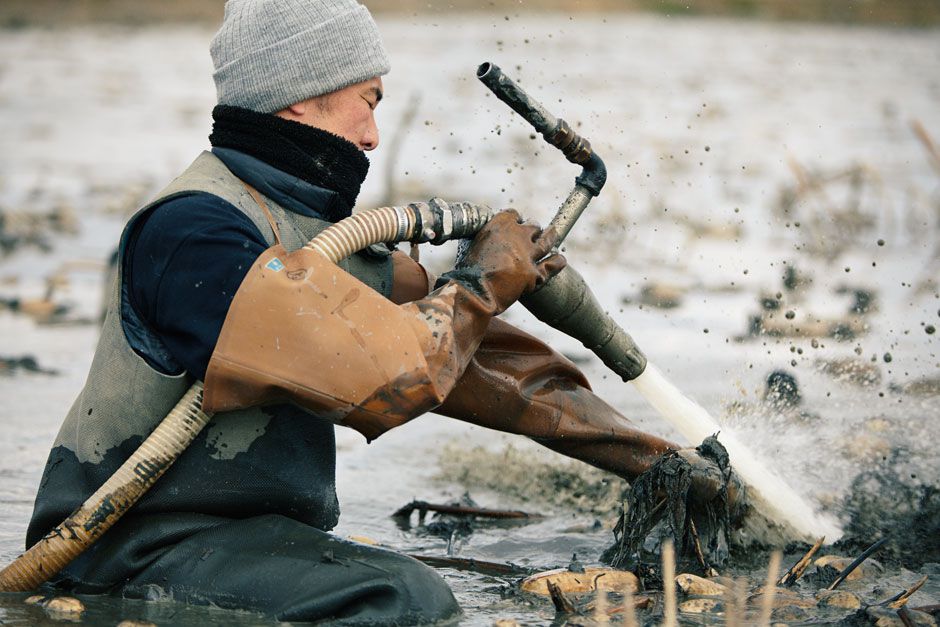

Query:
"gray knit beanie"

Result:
[[211, 0, 391, 114]]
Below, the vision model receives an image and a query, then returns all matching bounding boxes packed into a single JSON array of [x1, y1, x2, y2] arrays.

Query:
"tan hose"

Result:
[[0, 200, 489, 592], [0, 384, 212, 591], [307, 206, 415, 264]]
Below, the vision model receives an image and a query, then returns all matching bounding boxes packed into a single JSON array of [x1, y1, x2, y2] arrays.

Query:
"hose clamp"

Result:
[[392, 205, 410, 241]]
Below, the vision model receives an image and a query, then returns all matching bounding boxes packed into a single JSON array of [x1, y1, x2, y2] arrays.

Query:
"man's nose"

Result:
[[361, 114, 379, 151]]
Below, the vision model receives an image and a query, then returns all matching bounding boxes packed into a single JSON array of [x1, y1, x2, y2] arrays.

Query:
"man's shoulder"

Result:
[[136, 191, 264, 246]]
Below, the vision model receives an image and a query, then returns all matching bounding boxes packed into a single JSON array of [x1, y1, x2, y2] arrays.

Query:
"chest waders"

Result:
[[0, 198, 492, 591]]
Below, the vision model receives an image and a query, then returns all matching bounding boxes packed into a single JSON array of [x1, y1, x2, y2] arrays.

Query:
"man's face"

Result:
[[277, 77, 383, 151]]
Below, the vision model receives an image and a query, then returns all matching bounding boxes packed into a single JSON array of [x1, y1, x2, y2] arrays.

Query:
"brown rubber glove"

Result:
[[437, 209, 566, 315], [389, 250, 676, 483], [404, 209, 567, 408]]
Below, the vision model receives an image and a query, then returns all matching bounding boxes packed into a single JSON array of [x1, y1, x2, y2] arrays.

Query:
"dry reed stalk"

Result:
[[911, 119, 940, 176], [758, 551, 782, 627], [662, 541, 676, 627], [779, 537, 825, 586], [723, 577, 748, 627], [621, 581, 639, 627], [888, 576, 929, 609], [593, 588, 609, 623]]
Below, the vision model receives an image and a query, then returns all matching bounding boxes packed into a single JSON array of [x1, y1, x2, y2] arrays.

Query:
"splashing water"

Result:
[[632, 362, 843, 544]]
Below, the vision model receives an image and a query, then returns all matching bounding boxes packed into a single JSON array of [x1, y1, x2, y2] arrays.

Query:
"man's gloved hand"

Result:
[[440, 209, 567, 315]]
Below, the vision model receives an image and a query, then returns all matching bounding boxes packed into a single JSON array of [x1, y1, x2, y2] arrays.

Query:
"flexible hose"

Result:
[[0, 200, 490, 592], [0, 384, 211, 591], [306, 206, 414, 263]]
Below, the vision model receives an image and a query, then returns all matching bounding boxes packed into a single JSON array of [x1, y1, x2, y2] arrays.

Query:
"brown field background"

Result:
[[1, 0, 939, 27]]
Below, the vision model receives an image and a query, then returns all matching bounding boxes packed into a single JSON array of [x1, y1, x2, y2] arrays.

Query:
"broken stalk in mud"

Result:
[[392, 500, 539, 522], [689, 519, 718, 577], [911, 604, 940, 615], [897, 606, 919, 627], [548, 580, 578, 615], [778, 536, 825, 586], [886, 575, 929, 609], [826, 537, 889, 591]]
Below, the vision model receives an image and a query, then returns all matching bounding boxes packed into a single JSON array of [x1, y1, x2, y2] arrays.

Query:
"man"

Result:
[[26, 0, 724, 623]]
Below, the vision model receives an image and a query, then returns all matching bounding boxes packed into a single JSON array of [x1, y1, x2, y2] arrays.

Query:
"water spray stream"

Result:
[[632, 362, 843, 543]]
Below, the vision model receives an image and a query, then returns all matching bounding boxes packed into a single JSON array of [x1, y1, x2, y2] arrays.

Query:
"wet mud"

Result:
[[438, 442, 940, 625]]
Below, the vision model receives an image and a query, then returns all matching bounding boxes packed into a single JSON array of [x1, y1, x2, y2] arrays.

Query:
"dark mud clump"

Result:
[[837, 458, 940, 570], [602, 435, 735, 573]]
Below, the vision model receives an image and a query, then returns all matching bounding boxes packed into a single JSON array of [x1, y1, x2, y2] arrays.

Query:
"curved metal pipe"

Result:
[[477, 62, 607, 246], [477, 62, 645, 380]]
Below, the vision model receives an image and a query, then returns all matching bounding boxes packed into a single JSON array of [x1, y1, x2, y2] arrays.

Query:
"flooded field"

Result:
[[1, 13, 939, 625]]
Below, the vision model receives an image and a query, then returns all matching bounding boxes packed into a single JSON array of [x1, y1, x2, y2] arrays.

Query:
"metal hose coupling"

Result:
[[409, 198, 494, 245], [306, 199, 493, 264]]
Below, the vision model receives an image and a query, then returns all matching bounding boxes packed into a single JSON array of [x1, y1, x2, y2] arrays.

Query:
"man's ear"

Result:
[[280, 101, 307, 118]]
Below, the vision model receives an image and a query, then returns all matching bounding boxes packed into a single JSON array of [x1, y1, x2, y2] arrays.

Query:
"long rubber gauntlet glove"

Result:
[[436, 317, 678, 482], [203, 210, 564, 441], [386, 249, 678, 481]]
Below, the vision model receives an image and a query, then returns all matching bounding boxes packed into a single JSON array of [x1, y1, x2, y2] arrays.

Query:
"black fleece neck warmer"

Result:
[[209, 105, 369, 221]]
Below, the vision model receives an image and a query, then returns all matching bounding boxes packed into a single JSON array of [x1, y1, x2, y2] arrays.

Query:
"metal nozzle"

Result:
[[522, 265, 647, 381]]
